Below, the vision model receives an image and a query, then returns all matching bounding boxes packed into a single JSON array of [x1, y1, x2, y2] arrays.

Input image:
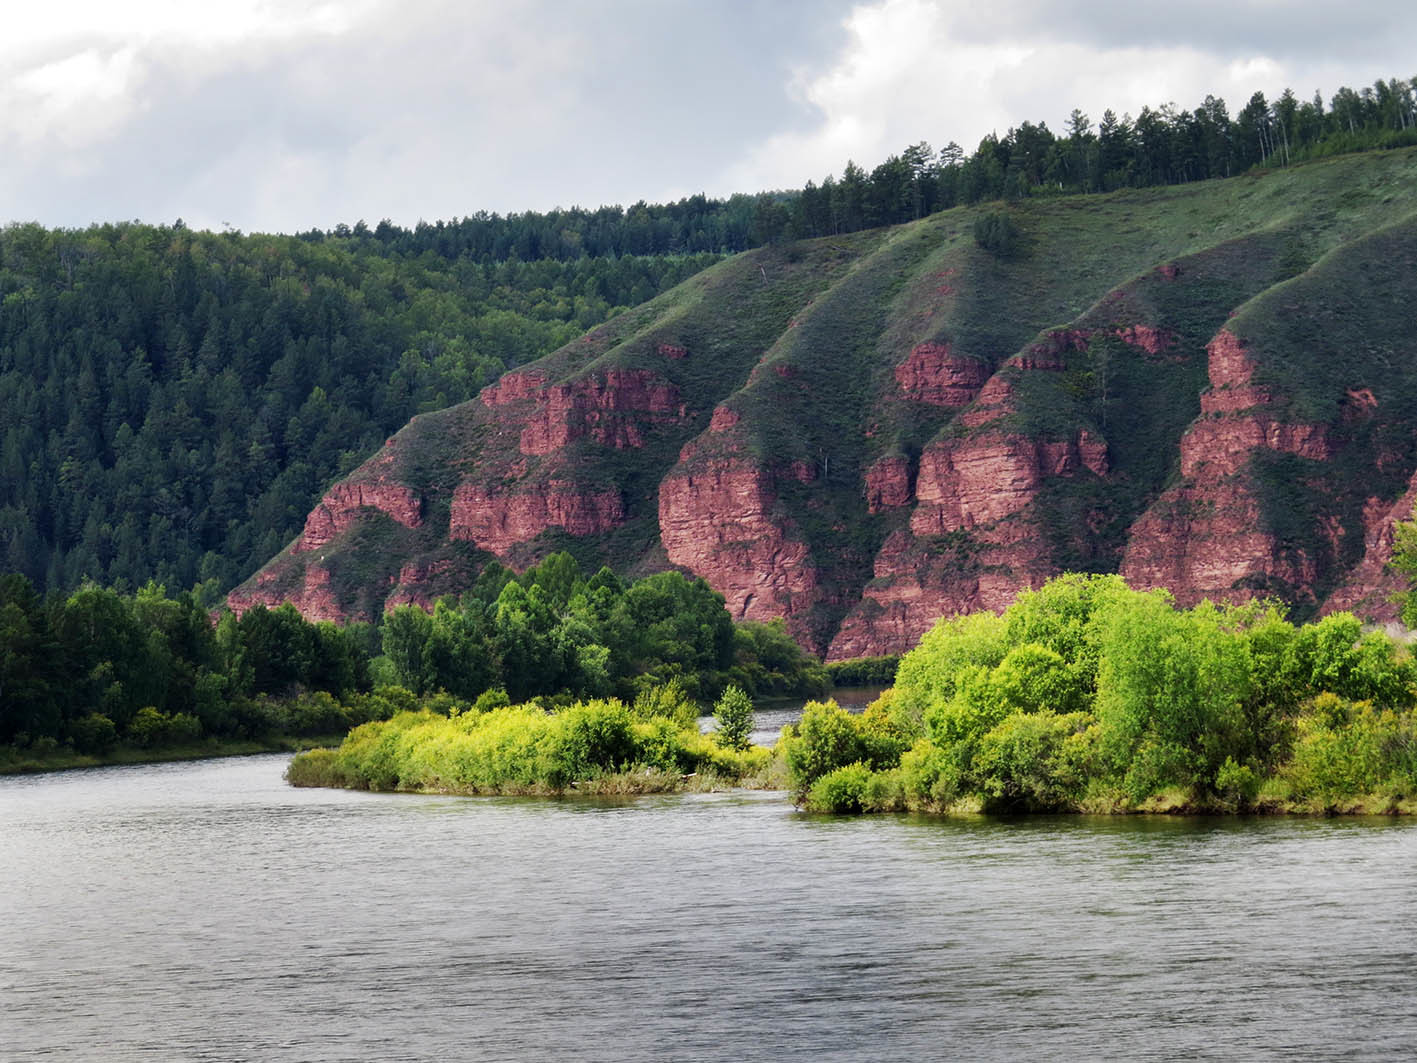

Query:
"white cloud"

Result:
[[0, 0, 380, 155], [717, 0, 1417, 194], [1, 0, 1412, 232]]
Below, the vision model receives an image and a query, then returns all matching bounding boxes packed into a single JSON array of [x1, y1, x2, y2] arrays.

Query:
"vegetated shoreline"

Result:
[[285, 732, 1417, 818], [287, 573, 1417, 819], [0, 734, 345, 777]]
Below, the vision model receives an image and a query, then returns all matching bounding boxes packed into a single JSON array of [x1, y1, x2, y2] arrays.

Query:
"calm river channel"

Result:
[[3, 747, 1416, 1061]]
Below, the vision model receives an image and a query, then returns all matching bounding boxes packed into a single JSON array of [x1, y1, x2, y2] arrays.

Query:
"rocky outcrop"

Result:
[[229, 176, 1417, 656], [911, 430, 1107, 536], [385, 559, 455, 612], [228, 563, 344, 623], [1120, 330, 1330, 604], [658, 455, 818, 627], [865, 454, 915, 512], [829, 422, 1109, 657], [451, 481, 625, 554], [1321, 478, 1417, 622], [828, 529, 1045, 660], [894, 343, 990, 406], [295, 478, 423, 554], [481, 368, 688, 455]]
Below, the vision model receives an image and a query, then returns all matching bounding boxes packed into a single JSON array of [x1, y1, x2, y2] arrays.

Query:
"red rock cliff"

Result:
[[894, 343, 991, 406], [484, 367, 687, 455], [1121, 329, 1330, 604], [295, 479, 423, 554], [658, 455, 820, 630], [451, 481, 626, 555]]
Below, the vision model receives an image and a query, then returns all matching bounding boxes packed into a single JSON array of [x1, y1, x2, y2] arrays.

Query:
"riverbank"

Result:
[[0, 734, 345, 776]]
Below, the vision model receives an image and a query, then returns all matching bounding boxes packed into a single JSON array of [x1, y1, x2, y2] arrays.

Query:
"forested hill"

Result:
[[0, 224, 716, 595], [3, 70, 1411, 601]]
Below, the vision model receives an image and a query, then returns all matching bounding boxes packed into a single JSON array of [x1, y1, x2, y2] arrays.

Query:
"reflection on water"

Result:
[[3, 754, 1416, 1061]]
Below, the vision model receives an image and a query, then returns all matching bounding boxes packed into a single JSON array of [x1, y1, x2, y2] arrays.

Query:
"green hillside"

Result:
[[234, 148, 1417, 654]]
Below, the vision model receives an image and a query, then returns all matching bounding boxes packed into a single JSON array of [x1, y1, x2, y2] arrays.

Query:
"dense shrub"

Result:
[[713, 685, 755, 750], [286, 691, 760, 795], [815, 574, 1417, 815]]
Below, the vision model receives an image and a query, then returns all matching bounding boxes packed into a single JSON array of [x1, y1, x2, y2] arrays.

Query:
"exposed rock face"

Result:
[[1121, 479, 1319, 605], [894, 343, 990, 406], [295, 478, 423, 554], [451, 481, 626, 555], [911, 430, 1108, 535], [481, 368, 687, 455], [658, 456, 818, 625], [385, 559, 455, 612], [230, 186, 1417, 657], [1121, 330, 1330, 605], [828, 529, 1041, 660], [709, 406, 740, 432], [228, 563, 344, 623], [865, 454, 915, 512], [1321, 477, 1417, 622], [829, 427, 1108, 659]]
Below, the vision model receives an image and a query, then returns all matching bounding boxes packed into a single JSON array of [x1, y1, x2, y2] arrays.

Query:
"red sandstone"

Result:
[[894, 343, 991, 406], [295, 480, 423, 554], [450, 480, 625, 554]]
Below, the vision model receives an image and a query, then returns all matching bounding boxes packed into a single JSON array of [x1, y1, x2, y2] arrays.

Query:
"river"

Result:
[[3, 752, 1416, 1061]]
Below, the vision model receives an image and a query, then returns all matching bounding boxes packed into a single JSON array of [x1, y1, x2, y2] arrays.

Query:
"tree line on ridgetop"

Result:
[[310, 74, 1417, 253]]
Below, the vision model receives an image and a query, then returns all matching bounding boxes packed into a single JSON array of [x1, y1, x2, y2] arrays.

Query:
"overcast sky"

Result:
[[4, 0, 1413, 234]]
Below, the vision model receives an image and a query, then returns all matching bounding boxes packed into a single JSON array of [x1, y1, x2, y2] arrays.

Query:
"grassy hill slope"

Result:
[[231, 149, 1417, 656]]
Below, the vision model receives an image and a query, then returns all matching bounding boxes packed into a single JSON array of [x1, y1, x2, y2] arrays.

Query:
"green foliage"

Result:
[[1392, 504, 1417, 628], [893, 611, 1009, 725], [1282, 694, 1417, 806], [712, 685, 754, 750], [732, 620, 830, 698], [68, 713, 118, 755], [1215, 756, 1260, 808], [805, 762, 874, 813], [972, 711, 1096, 811], [1, 557, 833, 767], [127, 707, 202, 749], [1095, 597, 1251, 789], [286, 694, 758, 795], [782, 698, 909, 800], [972, 212, 1023, 258], [0, 219, 716, 597], [811, 573, 1417, 815], [825, 655, 900, 687]]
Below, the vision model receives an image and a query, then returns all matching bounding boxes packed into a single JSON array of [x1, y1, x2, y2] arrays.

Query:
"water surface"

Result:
[[3, 755, 1414, 1061]]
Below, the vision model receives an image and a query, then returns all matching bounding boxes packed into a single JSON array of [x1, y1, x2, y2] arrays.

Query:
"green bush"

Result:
[[973, 211, 1023, 258], [784, 700, 869, 797], [544, 699, 638, 785], [806, 762, 873, 813], [899, 740, 964, 809], [1282, 696, 1415, 804], [713, 685, 754, 750], [972, 711, 1094, 810], [1215, 756, 1259, 808], [472, 687, 511, 714], [127, 706, 202, 749], [631, 680, 697, 729], [68, 713, 118, 755]]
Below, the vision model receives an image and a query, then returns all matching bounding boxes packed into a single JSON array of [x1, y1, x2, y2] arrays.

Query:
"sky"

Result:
[[3, 0, 1414, 234]]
